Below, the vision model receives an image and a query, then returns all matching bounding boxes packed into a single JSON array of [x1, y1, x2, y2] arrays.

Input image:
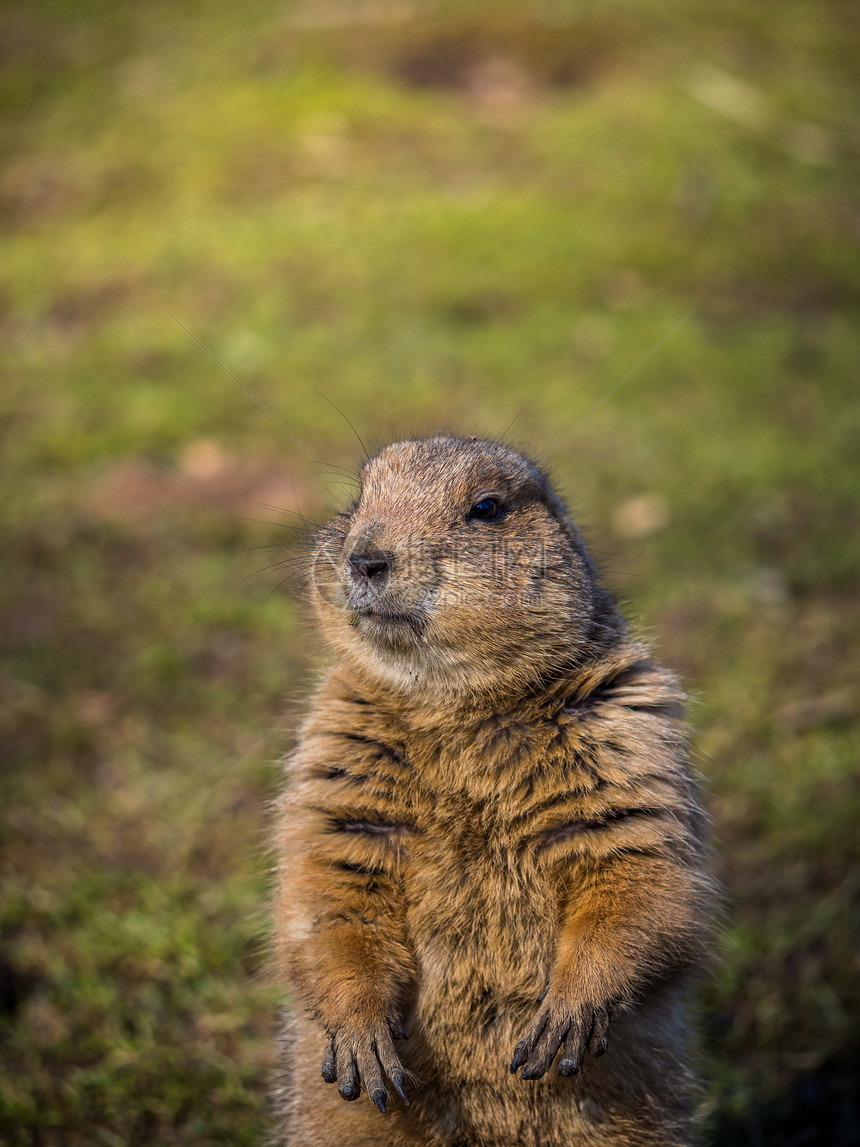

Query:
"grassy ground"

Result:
[[1, 1, 859, 1143]]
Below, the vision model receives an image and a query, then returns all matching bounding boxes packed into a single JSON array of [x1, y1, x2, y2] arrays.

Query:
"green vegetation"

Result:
[[2, 1, 858, 1142]]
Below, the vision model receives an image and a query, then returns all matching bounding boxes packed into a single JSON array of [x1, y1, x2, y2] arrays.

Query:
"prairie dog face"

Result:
[[311, 436, 600, 701]]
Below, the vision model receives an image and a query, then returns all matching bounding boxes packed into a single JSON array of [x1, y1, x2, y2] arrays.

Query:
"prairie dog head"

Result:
[[311, 436, 613, 703]]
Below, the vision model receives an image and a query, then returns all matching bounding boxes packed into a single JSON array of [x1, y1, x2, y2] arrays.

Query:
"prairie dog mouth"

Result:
[[351, 606, 427, 640], [353, 606, 422, 625]]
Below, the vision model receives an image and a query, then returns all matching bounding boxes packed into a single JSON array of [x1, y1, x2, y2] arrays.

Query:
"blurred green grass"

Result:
[[2, 1, 859, 1143]]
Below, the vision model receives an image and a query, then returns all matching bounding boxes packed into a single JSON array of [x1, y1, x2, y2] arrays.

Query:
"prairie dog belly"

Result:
[[403, 821, 560, 1081]]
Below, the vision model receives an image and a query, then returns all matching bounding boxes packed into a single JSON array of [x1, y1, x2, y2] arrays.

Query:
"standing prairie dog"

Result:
[[273, 436, 713, 1147]]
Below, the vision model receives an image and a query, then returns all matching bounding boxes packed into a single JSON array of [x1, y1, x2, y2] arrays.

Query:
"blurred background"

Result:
[[1, 0, 859, 1143]]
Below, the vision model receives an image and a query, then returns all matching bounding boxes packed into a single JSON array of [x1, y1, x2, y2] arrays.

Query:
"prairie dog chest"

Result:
[[405, 704, 599, 847], [394, 745, 576, 1006], [400, 717, 584, 935], [326, 700, 607, 933]]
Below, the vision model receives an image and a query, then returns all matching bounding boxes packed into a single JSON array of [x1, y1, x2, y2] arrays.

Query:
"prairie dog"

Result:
[[273, 436, 713, 1146]]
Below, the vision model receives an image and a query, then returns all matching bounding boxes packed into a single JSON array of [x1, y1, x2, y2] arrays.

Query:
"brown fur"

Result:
[[273, 436, 713, 1146]]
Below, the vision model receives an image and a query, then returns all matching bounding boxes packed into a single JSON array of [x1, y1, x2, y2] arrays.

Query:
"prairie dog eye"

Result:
[[469, 497, 503, 521]]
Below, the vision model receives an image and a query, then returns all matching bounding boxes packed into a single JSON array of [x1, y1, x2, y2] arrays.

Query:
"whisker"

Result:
[[250, 503, 322, 528], [244, 557, 310, 579], [315, 389, 369, 460], [500, 403, 532, 443]]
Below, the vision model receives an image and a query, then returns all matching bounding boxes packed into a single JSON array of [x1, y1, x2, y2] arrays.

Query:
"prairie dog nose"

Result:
[[348, 549, 393, 582]]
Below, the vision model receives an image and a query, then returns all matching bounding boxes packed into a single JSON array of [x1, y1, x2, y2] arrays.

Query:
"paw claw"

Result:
[[510, 1041, 528, 1073], [372, 1088, 387, 1113], [391, 1070, 409, 1105], [321, 1038, 337, 1083], [520, 1066, 544, 1081]]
